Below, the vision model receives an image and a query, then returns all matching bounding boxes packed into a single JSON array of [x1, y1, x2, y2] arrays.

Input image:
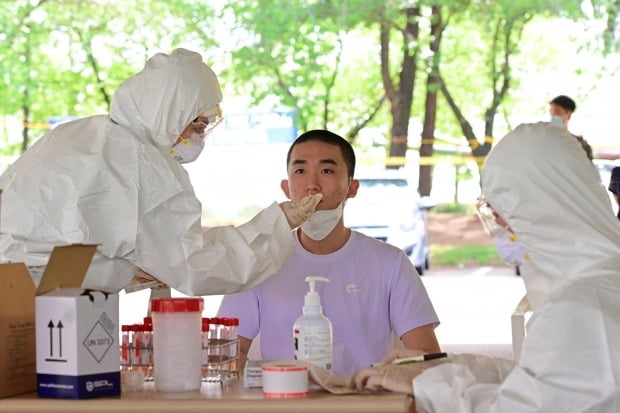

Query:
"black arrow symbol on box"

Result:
[[57, 321, 64, 357], [48, 320, 54, 357], [47, 320, 65, 357]]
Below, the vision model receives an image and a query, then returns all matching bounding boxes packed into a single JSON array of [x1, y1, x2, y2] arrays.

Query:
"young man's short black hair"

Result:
[[286, 129, 356, 178], [549, 95, 576, 113]]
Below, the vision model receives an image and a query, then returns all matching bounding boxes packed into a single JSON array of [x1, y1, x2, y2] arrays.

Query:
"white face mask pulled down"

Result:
[[301, 201, 344, 241], [300, 182, 351, 241], [169, 132, 206, 163]]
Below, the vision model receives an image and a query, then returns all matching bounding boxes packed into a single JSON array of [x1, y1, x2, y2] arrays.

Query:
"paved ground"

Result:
[[422, 213, 526, 348], [421, 266, 524, 346]]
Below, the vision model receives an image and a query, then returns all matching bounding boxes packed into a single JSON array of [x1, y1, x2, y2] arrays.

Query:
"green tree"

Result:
[[374, 4, 420, 168], [438, 0, 583, 169], [0, 0, 219, 154], [590, 0, 620, 53], [223, 0, 386, 136]]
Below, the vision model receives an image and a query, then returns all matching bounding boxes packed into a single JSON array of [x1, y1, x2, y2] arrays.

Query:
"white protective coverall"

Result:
[[414, 122, 620, 412], [0, 48, 295, 296]]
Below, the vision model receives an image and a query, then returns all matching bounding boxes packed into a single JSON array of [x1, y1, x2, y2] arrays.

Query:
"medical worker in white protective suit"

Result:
[[0, 48, 321, 295], [352, 122, 620, 412]]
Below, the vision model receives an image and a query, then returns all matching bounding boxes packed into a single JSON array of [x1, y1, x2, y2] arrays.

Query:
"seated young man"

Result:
[[217, 129, 440, 377]]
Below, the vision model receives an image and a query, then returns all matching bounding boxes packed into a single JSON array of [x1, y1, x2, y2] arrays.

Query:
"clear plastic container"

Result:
[[228, 318, 239, 372], [206, 317, 223, 381], [142, 322, 153, 381], [120, 324, 144, 392], [120, 325, 131, 371], [151, 297, 203, 392], [203, 317, 240, 382], [201, 318, 210, 381], [130, 324, 143, 371], [143, 317, 154, 380]]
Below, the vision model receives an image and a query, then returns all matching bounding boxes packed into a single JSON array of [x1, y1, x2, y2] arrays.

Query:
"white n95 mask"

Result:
[[493, 230, 528, 266], [169, 132, 206, 163], [301, 201, 344, 241]]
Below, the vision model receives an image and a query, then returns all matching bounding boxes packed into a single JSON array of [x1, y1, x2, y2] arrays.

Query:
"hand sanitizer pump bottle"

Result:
[[293, 276, 332, 370]]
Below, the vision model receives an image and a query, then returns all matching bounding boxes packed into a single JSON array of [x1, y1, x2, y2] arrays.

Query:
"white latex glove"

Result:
[[351, 365, 414, 394], [280, 193, 323, 229], [124, 269, 168, 293], [350, 348, 447, 395]]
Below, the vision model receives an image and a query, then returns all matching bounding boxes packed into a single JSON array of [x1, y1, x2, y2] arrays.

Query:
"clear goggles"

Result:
[[475, 195, 508, 237], [190, 105, 223, 136]]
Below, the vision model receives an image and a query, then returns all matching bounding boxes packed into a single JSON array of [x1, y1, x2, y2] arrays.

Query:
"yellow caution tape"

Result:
[[467, 138, 480, 150], [358, 155, 489, 167], [390, 135, 408, 145], [22, 122, 52, 129]]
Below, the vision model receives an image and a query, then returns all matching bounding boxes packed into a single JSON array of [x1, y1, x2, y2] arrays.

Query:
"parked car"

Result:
[[345, 175, 434, 275]]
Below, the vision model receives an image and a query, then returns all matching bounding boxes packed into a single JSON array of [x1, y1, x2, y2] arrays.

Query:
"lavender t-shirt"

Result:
[[217, 230, 439, 376]]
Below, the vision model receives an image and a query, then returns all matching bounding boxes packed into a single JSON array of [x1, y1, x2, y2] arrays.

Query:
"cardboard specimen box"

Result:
[[35, 244, 120, 399], [0, 263, 36, 398]]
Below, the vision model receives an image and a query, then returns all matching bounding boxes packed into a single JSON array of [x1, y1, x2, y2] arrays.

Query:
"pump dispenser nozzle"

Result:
[[303, 276, 329, 313]]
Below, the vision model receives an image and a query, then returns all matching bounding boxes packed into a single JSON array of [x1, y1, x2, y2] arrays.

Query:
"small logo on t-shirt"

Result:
[[345, 284, 361, 293]]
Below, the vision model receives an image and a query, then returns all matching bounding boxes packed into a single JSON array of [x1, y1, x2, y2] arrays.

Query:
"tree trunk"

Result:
[[21, 101, 30, 154], [440, 76, 490, 155], [439, 14, 525, 173], [21, 30, 32, 154], [76, 29, 111, 109], [346, 95, 385, 144], [322, 38, 343, 129], [439, 75, 491, 171], [381, 7, 420, 169], [419, 5, 443, 196], [453, 166, 459, 204], [603, 0, 620, 53], [483, 16, 522, 150]]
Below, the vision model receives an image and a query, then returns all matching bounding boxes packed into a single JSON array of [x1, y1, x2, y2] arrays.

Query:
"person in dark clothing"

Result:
[[609, 166, 620, 220], [548, 95, 593, 161]]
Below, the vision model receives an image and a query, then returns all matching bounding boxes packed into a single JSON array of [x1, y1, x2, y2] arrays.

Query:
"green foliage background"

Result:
[[0, 0, 618, 164]]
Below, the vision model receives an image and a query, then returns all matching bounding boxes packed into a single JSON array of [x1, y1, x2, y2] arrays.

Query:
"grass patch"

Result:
[[432, 203, 476, 214], [430, 244, 503, 267]]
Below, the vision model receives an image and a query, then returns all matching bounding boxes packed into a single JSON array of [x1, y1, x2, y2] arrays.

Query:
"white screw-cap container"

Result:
[[151, 297, 203, 392]]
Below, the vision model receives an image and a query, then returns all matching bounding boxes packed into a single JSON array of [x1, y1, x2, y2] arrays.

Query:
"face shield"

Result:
[[193, 105, 223, 140], [476, 195, 508, 237], [477, 196, 528, 267], [169, 106, 224, 163]]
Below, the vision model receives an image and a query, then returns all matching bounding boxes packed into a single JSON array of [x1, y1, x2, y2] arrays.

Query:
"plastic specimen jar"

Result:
[[151, 297, 203, 392]]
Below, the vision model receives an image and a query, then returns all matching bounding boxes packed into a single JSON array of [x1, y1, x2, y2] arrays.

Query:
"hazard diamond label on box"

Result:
[[82, 314, 115, 363]]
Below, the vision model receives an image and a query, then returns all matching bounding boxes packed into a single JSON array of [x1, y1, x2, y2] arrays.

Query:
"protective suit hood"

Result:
[[413, 122, 620, 412], [481, 122, 620, 309], [110, 48, 223, 151], [0, 48, 294, 296]]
